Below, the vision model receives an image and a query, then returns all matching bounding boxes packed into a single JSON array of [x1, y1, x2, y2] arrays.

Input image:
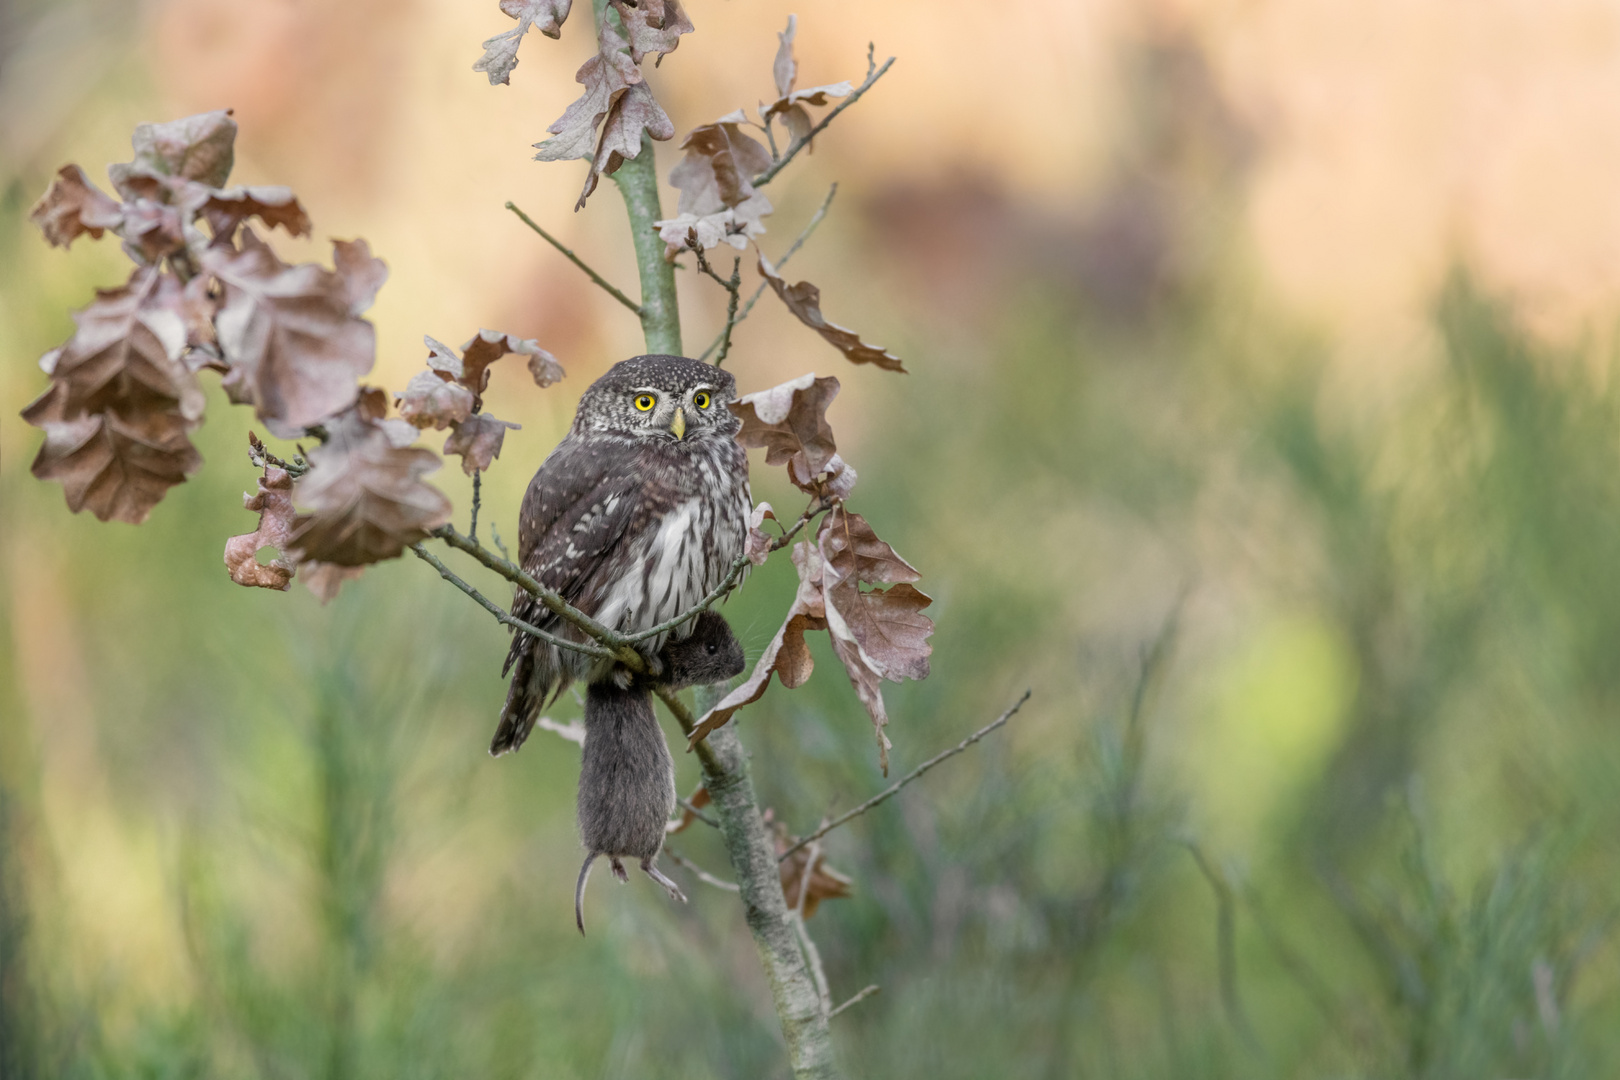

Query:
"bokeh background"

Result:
[[5, 0, 1620, 1076]]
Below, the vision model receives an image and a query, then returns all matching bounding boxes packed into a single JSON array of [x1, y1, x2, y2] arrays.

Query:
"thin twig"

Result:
[[469, 470, 482, 543], [794, 839, 833, 1017], [505, 201, 643, 316], [692, 244, 734, 290], [828, 985, 880, 1019], [714, 256, 742, 368], [778, 689, 1030, 863], [665, 848, 740, 892], [1183, 840, 1261, 1052], [698, 184, 837, 362], [430, 525, 637, 662], [752, 53, 895, 187], [489, 520, 511, 562], [408, 542, 614, 659], [676, 797, 718, 829]]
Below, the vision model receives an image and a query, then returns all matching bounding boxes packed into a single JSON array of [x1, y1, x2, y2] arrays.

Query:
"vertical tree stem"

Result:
[[610, 134, 682, 355], [589, 7, 838, 1075]]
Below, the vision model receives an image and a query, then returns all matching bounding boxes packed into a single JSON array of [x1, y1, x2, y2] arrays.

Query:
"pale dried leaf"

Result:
[[729, 372, 840, 483], [758, 252, 905, 372], [202, 185, 312, 241], [773, 14, 797, 97], [30, 165, 123, 248], [443, 412, 521, 474], [610, 0, 693, 65], [20, 382, 202, 524], [773, 820, 853, 918], [396, 371, 474, 430], [527, 345, 566, 388], [332, 238, 388, 315], [460, 328, 559, 401], [746, 501, 776, 566], [690, 542, 827, 745], [301, 561, 365, 603], [205, 231, 380, 437], [475, 0, 572, 85], [654, 192, 771, 253], [34, 266, 201, 421], [576, 82, 674, 210], [120, 110, 238, 189], [288, 410, 453, 566], [668, 122, 773, 217], [534, 21, 639, 163], [224, 467, 297, 590]]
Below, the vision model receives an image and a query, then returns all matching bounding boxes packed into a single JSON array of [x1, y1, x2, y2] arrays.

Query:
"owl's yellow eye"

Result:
[[634, 394, 656, 411], [693, 391, 711, 410]]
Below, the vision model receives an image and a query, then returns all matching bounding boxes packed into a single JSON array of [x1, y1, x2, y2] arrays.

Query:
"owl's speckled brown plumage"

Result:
[[490, 355, 751, 756]]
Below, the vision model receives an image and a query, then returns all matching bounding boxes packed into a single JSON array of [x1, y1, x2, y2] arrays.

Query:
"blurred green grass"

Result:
[[6, 31, 1620, 1080]]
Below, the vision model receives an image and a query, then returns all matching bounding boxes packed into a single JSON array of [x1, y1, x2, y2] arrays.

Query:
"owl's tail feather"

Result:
[[492, 646, 541, 756]]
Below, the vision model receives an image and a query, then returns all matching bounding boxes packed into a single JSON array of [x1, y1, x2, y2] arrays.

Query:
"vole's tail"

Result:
[[575, 851, 598, 935]]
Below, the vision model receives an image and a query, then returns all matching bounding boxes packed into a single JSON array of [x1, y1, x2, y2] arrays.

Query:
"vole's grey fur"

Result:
[[575, 611, 746, 934]]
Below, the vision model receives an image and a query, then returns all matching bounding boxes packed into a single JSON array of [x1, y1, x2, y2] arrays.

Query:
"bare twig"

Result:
[[505, 201, 643, 317], [489, 520, 510, 562], [715, 256, 742, 367], [676, 796, 718, 829], [778, 690, 1031, 863], [1183, 840, 1260, 1052], [794, 839, 833, 1017], [408, 542, 613, 659], [430, 525, 638, 664], [698, 184, 837, 362], [247, 432, 309, 478], [752, 54, 894, 188], [828, 985, 880, 1019], [469, 470, 482, 543], [666, 848, 740, 893]]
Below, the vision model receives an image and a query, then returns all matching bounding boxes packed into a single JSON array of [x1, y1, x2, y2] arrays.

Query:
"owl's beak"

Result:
[[669, 408, 686, 440]]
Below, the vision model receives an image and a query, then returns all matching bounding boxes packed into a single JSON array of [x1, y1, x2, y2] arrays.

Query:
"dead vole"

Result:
[[575, 611, 746, 933]]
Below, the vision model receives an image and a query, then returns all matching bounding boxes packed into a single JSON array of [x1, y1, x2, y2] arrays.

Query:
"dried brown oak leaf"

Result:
[[22, 384, 204, 525], [397, 371, 474, 430], [730, 373, 840, 486], [111, 110, 238, 191], [201, 186, 312, 242], [300, 562, 365, 604], [287, 409, 452, 566], [745, 502, 777, 566], [224, 467, 297, 590], [689, 541, 828, 747], [425, 330, 562, 408], [533, 21, 640, 163], [205, 231, 386, 439], [818, 506, 934, 773], [692, 510, 932, 773], [609, 0, 693, 66], [30, 165, 124, 248], [757, 252, 904, 372], [444, 412, 522, 475], [475, 0, 573, 86], [761, 16, 852, 148], [578, 81, 674, 210], [657, 122, 774, 253], [20, 266, 205, 523], [771, 819, 853, 918]]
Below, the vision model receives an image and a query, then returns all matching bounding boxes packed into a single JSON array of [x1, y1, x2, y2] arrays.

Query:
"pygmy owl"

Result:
[[489, 354, 751, 755]]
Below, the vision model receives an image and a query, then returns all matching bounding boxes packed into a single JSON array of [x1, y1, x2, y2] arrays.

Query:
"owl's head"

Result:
[[575, 355, 740, 444]]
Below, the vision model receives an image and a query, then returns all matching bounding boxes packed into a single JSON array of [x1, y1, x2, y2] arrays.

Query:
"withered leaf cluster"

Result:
[[656, 121, 774, 254], [21, 111, 351, 524], [22, 111, 541, 602], [527, 6, 689, 210], [400, 330, 561, 475], [757, 254, 905, 373], [763, 16, 853, 153], [694, 375, 932, 772]]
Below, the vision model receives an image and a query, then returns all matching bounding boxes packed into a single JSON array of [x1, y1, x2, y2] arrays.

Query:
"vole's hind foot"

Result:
[[610, 857, 629, 883], [643, 858, 688, 904]]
